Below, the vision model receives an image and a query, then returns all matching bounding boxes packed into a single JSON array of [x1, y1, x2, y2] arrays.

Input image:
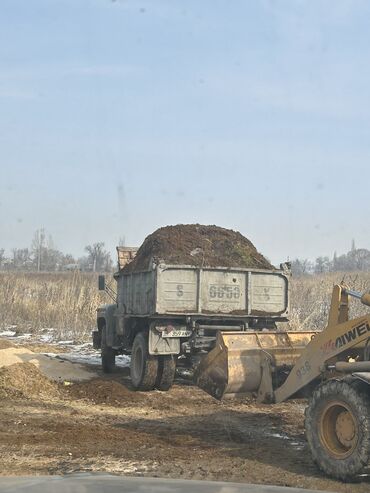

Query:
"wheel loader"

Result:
[[194, 284, 370, 481]]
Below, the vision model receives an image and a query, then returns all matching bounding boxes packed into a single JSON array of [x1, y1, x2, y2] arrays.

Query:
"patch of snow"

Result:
[[269, 433, 290, 440], [45, 349, 130, 368], [13, 333, 32, 340], [39, 334, 55, 343], [267, 432, 305, 450], [0, 330, 17, 337], [72, 343, 93, 350]]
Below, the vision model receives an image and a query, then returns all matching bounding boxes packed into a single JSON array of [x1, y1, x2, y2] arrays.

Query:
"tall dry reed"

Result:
[[0, 272, 110, 341], [290, 272, 370, 330]]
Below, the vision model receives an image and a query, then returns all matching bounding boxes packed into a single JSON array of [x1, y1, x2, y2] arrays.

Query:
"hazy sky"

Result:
[[1, 0, 370, 265]]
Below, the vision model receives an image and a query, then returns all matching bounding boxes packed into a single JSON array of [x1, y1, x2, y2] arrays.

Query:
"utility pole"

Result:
[[37, 228, 44, 272], [37, 230, 41, 272]]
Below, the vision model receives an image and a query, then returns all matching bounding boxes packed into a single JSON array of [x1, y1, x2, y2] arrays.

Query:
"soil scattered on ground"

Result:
[[0, 339, 368, 492], [66, 378, 145, 406], [22, 342, 69, 354], [123, 224, 273, 272], [0, 341, 370, 493]]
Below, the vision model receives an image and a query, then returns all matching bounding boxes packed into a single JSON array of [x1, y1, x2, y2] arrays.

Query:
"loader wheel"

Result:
[[101, 326, 115, 373], [305, 378, 370, 480], [130, 332, 158, 391], [156, 355, 176, 391]]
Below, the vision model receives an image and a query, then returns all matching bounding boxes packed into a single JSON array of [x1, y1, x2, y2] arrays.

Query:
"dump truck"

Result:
[[93, 246, 291, 391], [195, 284, 370, 480]]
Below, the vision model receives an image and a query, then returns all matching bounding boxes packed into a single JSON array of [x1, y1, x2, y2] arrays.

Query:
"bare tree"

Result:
[[29, 228, 67, 271], [11, 248, 31, 270], [84, 242, 112, 272], [314, 256, 331, 274], [31, 228, 46, 271], [291, 258, 313, 276]]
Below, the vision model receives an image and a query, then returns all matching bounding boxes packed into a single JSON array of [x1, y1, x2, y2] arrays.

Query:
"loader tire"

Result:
[[156, 355, 176, 391], [305, 378, 370, 480], [130, 332, 158, 391], [101, 326, 116, 373]]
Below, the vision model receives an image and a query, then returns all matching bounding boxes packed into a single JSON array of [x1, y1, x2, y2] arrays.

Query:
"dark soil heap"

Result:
[[123, 224, 273, 272], [66, 378, 145, 407]]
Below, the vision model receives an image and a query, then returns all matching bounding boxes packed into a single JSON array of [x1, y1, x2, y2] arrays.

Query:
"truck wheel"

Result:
[[156, 355, 176, 391], [305, 378, 370, 480], [101, 326, 116, 373], [130, 332, 158, 391]]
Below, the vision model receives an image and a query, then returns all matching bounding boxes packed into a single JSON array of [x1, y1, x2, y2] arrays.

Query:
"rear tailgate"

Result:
[[155, 265, 289, 316]]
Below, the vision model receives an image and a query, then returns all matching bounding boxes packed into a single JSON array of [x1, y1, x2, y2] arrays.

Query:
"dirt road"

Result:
[[0, 343, 368, 492]]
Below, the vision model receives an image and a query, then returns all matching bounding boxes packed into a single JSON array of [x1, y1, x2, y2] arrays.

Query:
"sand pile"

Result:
[[0, 362, 60, 399], [123, 224, 273, 272], [0, 346, 95, 382], [0, 339, 15, 350]]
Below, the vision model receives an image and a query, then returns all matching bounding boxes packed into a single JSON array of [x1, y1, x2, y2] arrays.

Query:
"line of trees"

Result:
[[291, 241, 370, 276], [0, 228, 113, 272]]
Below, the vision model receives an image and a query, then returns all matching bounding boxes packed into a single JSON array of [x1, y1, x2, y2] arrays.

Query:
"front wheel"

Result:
[[130, 332, 158, 391], [101, 326, 115, 373], [305, 378, 370, 480]]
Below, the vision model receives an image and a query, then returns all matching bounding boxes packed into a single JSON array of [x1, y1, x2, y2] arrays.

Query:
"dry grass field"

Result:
[[0, 271, 369, 340], [289, 271, 370, 330], [0, 272, 108, 341]]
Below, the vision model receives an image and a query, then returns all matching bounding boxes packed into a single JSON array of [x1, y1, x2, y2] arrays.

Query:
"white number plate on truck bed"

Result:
[[162, 329, 192, 338]]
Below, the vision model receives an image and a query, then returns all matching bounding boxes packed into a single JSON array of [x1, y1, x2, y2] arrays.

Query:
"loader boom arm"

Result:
[[274, 285, 370, 402]]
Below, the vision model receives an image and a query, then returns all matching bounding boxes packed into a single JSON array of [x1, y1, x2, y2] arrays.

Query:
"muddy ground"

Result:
[[0, 345, 368, 492]]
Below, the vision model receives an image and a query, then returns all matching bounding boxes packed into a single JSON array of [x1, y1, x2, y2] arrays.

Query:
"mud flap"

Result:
[[149, 325, 180, 355], [92, 330, 101, 350], [97, 304, 117, 347]]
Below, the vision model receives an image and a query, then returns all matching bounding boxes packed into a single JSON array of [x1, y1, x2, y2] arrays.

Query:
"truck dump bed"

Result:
[[117, 264, 289, 318]]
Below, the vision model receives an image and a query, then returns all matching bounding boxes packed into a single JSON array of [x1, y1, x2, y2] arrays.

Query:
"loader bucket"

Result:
[[194, 331, 317, 400]]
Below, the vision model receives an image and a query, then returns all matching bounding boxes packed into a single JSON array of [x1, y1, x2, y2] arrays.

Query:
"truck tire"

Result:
[[101, 326, 116, 373], [305, 378, 370, 480], [130, 332, 158, 391], [156, 355, 176, 391]]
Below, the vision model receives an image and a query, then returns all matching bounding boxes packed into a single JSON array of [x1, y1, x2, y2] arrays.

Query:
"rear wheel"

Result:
[[101, 326, 115, 373], [305, 378, 370, 480], [130, 332, 158, 390], [156, 355, 176, 391]]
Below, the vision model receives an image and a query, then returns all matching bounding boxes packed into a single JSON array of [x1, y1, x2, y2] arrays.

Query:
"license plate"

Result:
[[162, 329, 192, 338]]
